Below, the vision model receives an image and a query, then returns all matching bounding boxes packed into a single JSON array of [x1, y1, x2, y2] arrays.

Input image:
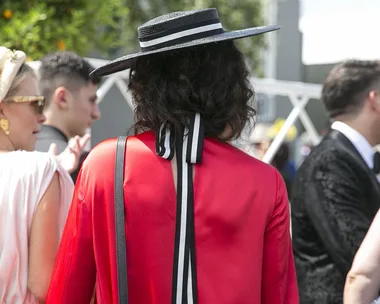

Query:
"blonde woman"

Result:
[[344, 209, 380, 304], [0, 47, 81, 303]]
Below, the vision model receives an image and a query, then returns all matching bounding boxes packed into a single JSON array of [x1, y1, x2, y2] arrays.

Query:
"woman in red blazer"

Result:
[[47, 8, 299, 304]]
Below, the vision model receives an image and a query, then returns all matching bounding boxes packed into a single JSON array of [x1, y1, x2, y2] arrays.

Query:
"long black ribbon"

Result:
[[155, 113, 204, 304]]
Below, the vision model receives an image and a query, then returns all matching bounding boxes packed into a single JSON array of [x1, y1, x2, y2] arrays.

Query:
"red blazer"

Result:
[[47, 131, 299, 303]]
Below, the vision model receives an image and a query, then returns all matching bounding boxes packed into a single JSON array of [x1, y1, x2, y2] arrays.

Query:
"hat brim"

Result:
[[91, 25, 280, 77]]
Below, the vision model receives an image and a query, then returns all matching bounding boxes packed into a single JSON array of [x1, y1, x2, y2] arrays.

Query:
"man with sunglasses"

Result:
[[35, 51, 101, 183]]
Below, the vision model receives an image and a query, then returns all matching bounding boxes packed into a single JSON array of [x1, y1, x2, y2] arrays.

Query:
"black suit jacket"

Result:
[[291, 129, 380, 304], [35, 125, 88, 184]]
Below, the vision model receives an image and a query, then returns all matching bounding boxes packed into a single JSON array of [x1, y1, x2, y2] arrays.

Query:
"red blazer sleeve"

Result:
[[46, 168, 96, 303], [261, 170, 299, 304]]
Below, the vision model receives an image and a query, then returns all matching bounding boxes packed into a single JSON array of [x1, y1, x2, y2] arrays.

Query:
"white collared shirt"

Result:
[[331, 121, 379, 181]]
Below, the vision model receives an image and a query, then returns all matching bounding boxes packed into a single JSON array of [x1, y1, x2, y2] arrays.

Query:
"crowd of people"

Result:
[[1, 7, 380, 304]]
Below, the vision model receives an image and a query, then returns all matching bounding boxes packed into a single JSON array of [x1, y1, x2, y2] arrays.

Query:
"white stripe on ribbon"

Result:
[[163, 126, 172, 159], [169, 116, 201, 303], [190, 113, 201, 164], [139, 23, 223, 48], [176, 129, 189, 303], [158, 123, 165, 155], [187, 255, 194, 303]]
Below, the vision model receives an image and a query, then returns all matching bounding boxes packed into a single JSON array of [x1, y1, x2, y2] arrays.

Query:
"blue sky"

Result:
[[299, 0, 380, 64]]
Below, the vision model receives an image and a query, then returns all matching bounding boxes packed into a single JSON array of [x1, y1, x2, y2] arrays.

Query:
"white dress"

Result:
[[0, 151, 74, 303]]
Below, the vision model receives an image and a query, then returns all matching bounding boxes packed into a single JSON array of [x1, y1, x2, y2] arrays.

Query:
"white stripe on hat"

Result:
[[139, 23, 223, 48]]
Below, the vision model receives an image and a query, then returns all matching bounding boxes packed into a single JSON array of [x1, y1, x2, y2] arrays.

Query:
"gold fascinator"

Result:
[[0, 47, 27, 102]]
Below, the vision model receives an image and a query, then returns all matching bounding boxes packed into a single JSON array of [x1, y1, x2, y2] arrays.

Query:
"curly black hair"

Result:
[[128, 41, 256, 141], [38, 51, 101, 106], [322, 60, 380, 118]]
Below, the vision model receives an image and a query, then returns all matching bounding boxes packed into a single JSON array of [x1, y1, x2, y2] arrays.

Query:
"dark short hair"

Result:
[[322, 60, 380, 118], [38, 51, 101, 106], [128, 41, 255, 141]]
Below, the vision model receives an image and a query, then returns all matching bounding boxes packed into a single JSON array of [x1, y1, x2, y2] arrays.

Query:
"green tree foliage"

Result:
[[0, 0, 128, 60], [0, 0, 265, 72]]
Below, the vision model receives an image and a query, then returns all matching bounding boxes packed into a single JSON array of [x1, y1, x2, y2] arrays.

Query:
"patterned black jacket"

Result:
[[291, 129, 380, 303]]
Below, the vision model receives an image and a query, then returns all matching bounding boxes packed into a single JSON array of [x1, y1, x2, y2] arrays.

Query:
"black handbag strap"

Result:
[[115, 136, 128, 303]]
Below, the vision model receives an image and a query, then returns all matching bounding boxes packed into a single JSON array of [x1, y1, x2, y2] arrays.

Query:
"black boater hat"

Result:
[[91, 8, 280, 77]]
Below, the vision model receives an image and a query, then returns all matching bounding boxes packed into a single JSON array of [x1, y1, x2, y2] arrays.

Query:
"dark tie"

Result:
[[374, 151, 380, 174]]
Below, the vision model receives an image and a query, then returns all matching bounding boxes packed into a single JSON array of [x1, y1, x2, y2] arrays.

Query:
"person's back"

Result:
[[49, 132, 296, 303], [47, 9, 298, 303], [122, 134, 291, 303], [0, 151, 73, 302]]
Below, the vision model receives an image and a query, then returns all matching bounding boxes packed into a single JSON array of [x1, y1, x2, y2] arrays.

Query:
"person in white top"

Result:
[[0, 47, 86, 303]]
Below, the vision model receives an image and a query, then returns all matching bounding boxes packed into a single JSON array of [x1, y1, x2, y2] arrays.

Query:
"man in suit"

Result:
[[291, 60, 380, 303], [35, 51, 101, 182]]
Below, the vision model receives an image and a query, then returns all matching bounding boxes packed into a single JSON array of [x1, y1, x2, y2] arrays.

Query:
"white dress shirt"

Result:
[[331, 121, 379, 181]]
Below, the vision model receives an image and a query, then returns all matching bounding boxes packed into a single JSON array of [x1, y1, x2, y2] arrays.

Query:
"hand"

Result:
[[49, 134, 91, 173]]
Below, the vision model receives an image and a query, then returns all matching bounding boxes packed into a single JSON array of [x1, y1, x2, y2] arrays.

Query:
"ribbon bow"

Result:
[[155, 113, 204, 164]]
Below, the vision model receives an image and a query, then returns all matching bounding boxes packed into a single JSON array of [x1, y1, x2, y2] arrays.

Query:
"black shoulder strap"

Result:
[[115, 136, 128, 303]]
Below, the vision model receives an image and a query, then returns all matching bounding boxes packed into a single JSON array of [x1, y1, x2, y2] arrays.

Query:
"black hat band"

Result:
[[139, 20, 224, 52]]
